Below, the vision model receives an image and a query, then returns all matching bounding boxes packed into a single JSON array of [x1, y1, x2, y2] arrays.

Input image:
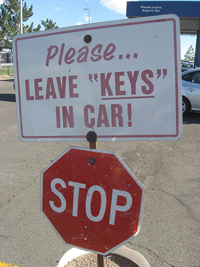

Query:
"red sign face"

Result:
[[41, 147, 145, 255]]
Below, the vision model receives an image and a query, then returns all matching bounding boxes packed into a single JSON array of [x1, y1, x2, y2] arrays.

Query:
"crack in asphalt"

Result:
[[156, 188, 200, 222], [129, 242, 176, 267]]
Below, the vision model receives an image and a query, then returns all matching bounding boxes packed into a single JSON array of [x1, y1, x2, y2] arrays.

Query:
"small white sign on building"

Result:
[[13, 14, 182, 142]]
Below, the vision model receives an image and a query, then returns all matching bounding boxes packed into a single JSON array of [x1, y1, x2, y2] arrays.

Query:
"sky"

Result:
[[0, 0, 197, 59]]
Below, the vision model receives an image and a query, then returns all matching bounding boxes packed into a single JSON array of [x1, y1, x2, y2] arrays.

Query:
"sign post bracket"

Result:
[[86, 131, 97, 149]]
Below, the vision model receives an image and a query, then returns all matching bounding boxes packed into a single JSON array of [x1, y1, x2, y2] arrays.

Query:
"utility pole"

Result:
[[84, 8, 90, 24], [20, 0, 23, 34]]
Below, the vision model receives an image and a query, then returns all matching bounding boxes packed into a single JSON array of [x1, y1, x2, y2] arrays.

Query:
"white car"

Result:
[[182, 69, 200, 115]]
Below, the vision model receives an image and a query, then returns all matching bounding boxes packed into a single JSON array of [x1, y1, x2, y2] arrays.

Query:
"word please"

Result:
[[50, 178, 133, 225], [46, 43, 116, 66]]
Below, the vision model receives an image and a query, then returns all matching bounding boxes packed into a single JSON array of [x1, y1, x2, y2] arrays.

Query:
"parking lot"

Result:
[[0, 77, 200, 267]]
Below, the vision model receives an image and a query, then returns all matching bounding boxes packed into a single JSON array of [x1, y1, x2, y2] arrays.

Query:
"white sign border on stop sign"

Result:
[[41, 146, 145, 255], [13, 14, 182, 142]]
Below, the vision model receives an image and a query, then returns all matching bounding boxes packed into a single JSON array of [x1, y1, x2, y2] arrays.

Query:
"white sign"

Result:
[[13, 14, 182, 142]]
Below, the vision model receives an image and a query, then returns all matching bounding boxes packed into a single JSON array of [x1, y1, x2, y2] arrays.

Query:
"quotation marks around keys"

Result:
[[89, 74, 98, 83], [157, 69, 167, 79]]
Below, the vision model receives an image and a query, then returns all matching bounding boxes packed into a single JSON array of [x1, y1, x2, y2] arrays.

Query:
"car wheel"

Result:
[[182, 97, 190, 116]]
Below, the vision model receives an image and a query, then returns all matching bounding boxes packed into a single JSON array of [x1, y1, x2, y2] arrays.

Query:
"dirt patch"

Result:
[[64, 253, 139, 267]]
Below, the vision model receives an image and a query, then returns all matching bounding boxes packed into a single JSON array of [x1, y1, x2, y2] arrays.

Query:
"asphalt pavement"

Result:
[[0, 76, 200, 267]]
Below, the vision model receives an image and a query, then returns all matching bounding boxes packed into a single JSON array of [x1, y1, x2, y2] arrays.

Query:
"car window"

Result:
[[182, 73, 193, 81], [192, 72, 200, 84], [181, 62, 188, 67]]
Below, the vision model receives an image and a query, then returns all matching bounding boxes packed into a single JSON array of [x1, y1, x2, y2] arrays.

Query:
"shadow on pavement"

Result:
[[0, 93, 16, 102], [183, 112, 200, 124], [0, 78, 14, 82]]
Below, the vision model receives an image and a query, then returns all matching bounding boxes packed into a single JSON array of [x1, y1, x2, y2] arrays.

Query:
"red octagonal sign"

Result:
[[41, 147, 145, 255]]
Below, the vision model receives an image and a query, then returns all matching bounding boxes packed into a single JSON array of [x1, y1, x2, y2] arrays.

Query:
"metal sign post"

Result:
[[86, 131, 104, 266]]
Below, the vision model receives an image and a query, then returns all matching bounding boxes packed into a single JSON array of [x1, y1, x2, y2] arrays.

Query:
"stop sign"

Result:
[[41, 147, 145, 255]]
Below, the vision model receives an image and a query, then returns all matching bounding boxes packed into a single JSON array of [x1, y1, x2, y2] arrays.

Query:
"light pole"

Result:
[[20, 0, 23, 34], [84, 8, 90, 24]]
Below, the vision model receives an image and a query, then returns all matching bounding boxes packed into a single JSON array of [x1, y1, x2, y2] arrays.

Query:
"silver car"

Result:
[[182, 69, 200, 115]]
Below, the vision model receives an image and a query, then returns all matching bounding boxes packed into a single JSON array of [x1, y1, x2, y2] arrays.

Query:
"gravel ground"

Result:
[[64, 253, 139, 267]]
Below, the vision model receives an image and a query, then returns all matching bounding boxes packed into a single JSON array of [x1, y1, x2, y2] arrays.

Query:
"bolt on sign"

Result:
[[13, 14, 182, 142], [41, 147, 145, 254]]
